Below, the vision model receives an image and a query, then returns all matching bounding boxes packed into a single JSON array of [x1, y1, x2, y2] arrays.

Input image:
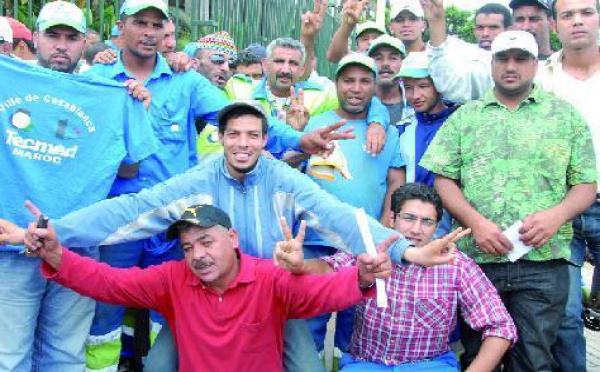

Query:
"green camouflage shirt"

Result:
[[420, 86, 596, 264]]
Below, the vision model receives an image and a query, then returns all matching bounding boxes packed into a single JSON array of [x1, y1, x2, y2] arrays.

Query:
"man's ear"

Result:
[[228, 228, 239, 248]]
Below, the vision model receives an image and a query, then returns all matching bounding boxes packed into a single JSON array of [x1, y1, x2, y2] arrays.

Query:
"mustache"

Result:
[[51, 53, 70, 61], [379, 68, 394, 75], [276, 72, 293, 80], [193, 259, 214, 270]]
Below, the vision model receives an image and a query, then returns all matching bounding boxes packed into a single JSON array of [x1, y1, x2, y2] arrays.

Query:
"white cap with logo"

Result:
[[390, 0, 424, 20], [120, 0, 169, 19], [0, 17, 13, 43], [491, 30, 538, 58], [37, 1, 86, 34]]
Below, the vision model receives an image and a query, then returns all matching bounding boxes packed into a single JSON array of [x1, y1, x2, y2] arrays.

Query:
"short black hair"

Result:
[[513, 0, 553, 18], [552, 0, 600, 20], [391, 183, 443, 222], [84, 41, 110, 65], [476, 3, 513, 28], [238, 49, 262, 67], [217, 106, 268, 135]]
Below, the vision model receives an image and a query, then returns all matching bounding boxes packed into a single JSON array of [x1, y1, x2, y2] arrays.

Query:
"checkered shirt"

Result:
[[322, 250, 517, 365]]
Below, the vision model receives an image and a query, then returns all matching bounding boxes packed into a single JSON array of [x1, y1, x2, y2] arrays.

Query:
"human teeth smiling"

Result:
[[234, 153, 250, 161]]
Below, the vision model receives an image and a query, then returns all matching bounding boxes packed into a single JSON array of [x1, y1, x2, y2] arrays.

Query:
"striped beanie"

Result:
[[197, 31, 237, 58]]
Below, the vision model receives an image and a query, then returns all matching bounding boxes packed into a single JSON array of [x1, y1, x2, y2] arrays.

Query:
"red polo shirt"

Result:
[[43, 248, 371, 371]]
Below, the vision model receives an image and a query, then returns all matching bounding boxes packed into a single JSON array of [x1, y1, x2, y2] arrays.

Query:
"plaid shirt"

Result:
[[323, 251, 517, 365]]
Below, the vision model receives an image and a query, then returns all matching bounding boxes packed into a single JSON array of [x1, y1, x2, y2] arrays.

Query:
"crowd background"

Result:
[[0, 0, 563, 79]]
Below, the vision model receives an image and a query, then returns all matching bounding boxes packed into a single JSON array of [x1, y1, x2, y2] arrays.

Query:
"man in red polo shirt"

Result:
[[22, 203, 445, 371]]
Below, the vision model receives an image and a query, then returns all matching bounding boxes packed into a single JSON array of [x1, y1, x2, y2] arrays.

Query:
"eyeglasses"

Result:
[[208, 53, 238, 69], [396, 213, 437, 227]]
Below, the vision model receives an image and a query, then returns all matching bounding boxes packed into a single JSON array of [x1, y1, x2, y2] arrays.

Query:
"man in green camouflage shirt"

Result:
[[421, 31, 597, 371]]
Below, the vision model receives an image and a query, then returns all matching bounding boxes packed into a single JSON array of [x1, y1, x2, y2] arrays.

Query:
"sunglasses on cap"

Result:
[[208, 53, 238, 69]]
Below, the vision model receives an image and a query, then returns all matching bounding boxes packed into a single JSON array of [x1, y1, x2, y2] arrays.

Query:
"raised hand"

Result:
[[420, 0, 445, 22], [404, 227, 471, 266], [299, 119, 355, 156], [274, 218, 307, 274], [301, 0, 328, 39], [356, 234, 398, 288], [286, 86, 310, 131], [342, 0, 367, 27]]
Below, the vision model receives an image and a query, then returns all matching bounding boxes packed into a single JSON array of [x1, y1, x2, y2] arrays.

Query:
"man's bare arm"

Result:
[[467, 337, 511, 372]]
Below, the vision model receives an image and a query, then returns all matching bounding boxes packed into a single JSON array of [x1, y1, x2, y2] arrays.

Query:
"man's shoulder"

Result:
[[306, 110, 339, 129]]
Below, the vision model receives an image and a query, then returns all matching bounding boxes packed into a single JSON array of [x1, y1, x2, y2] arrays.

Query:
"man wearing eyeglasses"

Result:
[[278, 183, 517, 371], [193, 31, 237, 89]]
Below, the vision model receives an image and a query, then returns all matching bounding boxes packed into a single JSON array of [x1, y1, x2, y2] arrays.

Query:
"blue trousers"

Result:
[[339, 351, 458, 371], [554, 201, 600, 371], [0, 247, 97, 372]]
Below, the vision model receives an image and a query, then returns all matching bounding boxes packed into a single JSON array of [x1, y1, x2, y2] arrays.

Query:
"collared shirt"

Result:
[[322, 251, 517, 366], [399, 102, 458, 186], [420, 87, 597, 263], [43, 248, 372, 372], [537, 49, 600, 190], [84, 52, 229, 194]]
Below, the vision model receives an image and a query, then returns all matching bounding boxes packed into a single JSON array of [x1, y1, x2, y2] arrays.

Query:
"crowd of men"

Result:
[[0, 0, 598, 371]]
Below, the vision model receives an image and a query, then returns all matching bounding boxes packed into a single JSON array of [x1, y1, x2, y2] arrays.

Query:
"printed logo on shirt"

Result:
[[55, 119, 82, 140], [10, 109, 34, 131]]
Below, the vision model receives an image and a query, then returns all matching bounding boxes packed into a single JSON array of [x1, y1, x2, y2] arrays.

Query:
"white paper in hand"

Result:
[[355, 208, 388, 308], [503, 221, 533, 262]]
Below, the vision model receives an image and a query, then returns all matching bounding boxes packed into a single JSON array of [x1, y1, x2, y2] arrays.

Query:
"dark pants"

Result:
[[460, 259, 569, 372]]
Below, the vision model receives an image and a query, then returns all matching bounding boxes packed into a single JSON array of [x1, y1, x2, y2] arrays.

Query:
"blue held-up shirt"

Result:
[[0, 55, 156, 252], [399, 103, 458, 186], [84, 53, 229, 195]]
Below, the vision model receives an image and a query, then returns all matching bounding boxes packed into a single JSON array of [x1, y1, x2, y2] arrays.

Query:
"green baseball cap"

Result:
[[120, 0, 169, 19], [37, 1, 86, 34], [335, 52, 378, 79], [397, 51, 430, 79], [166, 204, 232, 240], [355, 21, 386, 39], [368, 34, 406, 57]]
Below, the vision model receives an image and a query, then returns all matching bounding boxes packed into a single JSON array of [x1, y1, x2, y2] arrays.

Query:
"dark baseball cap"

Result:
[[509, 0, 552, 10], [166, 205, 232, 240], [217, 101, 267, 131]]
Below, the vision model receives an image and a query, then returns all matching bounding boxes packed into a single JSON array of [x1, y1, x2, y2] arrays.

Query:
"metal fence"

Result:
[[0, 0, 342, 78]]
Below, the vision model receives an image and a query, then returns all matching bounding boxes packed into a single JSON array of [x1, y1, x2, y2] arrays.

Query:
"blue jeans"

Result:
[[339, 351, 458, 371], [304, 245, 354, 353], [145, 319, 324, 372], [0, 248, 97, 372], [460, 259, 569, 371], [554, 202, 600, 371], [89, 236, 182, 368]]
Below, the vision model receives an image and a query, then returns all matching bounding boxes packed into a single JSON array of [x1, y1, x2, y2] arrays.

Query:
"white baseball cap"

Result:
[[37, 1, 86, 33], [335, 52, 378, 79], [120, 0, 169, 19], [0, 17, 14, 43], [368, 34, 406, 57], [390, 0, 424, 20], [355, 21, 386, 39], [397, 51, 430, 78], [491, 30, 538, 58]]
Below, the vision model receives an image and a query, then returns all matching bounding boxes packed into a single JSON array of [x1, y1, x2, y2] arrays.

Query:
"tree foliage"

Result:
[[445, 5, 476, 44]]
